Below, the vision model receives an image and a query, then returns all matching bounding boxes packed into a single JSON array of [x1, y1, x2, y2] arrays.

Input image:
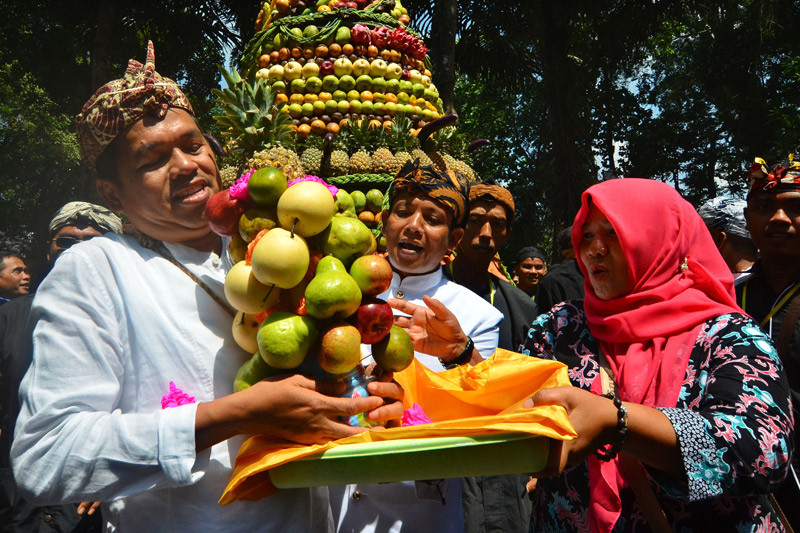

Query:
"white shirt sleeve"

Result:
[[11, 249, 200, 505]]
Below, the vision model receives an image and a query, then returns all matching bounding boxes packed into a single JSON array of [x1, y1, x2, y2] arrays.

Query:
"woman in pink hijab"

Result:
[[521, 178, 793, 531]]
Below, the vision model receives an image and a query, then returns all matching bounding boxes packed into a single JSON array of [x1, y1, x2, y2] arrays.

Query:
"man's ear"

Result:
[[380, 209, 389, 229], [448, 227, 464, 252], [96, 179, 123, 213]]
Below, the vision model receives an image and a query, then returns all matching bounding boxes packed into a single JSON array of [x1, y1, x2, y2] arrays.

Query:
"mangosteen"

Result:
[[332, 112, 343, 122]]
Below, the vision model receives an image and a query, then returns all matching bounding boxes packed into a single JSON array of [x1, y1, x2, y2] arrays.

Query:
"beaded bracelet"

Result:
[[594, 394, 628, 462], [441, 337, 474, 370]]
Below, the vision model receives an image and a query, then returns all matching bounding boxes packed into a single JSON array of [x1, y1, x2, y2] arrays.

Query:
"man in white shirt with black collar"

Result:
[[333, 160, 503, 532]]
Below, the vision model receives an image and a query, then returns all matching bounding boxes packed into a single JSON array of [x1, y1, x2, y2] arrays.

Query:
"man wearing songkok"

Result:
[[441, 181, 535, 532], [698, 196, 757, 279], [513, 246, 547, 299], [11, 42, 400, 532], [333, 160, 503, 533], [0, 202, 119, 531], [737, 155, 800, 528]]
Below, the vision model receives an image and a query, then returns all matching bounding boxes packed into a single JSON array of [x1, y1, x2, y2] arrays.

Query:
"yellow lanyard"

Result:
[[448, 262, 495, 306], [742, 279, 800, 329]]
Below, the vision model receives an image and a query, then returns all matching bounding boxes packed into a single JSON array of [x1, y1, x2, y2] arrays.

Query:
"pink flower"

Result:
[[401, 403, 433, 426], [288, 175, 339, 197], [229, 169, 254, 200], [161, 382, 196, 409]]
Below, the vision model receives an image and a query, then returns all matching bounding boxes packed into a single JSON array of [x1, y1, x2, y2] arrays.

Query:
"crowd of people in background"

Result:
[[0, 41, 798, 533]]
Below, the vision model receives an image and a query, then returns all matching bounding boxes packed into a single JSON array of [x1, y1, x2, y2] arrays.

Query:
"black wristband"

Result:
[[594, 394, 628, 462], [442, 337, 474, 370]]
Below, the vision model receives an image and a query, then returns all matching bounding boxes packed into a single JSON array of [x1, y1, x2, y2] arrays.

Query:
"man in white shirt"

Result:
[[333, 161, 503, 532], [11, 42, 401, 532]]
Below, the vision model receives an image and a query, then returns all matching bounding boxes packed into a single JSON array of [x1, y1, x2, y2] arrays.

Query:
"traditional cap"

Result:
[[76, 41, 194, 172], [468, 183, 515, 222], [388, 159, 470, 226], [557, 226, 573, 251], [747, 155, 800, 194], [49, 202, 123, 236], [697, 197, 750, 240], [514, 246, 546, 265]]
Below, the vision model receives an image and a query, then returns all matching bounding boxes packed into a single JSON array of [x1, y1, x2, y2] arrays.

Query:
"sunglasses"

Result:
[[53, 235, 96, 249]]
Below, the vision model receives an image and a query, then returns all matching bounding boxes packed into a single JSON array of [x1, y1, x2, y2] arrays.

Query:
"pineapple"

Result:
[[301, 148, 324, 176], [349, 151, 372, 173], [394, 151, 414, 168], [372, 148, 399, 174], [329, 150, 351, 176], [411, 148, 433, 167], [448, 157, 478, 182], [212, 65, 302, 179], [387, 117, 417, 172], [219, 166, 239, 189]]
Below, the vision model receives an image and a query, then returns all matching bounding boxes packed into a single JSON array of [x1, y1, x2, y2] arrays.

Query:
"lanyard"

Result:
[[742, 279, 800, 329], [448, 263, 495, 306]]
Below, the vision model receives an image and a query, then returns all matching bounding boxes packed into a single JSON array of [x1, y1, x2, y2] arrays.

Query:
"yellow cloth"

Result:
[[219, 349, 576, 504]]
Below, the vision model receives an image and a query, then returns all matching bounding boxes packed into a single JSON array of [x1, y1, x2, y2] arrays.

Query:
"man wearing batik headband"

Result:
[[333, 160, 503, 533], [738, 155, 800, 529], [12, 42, 402, 532]]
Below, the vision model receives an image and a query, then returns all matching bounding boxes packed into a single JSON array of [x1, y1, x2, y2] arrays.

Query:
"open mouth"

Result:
[[397, 241, 424, 255], [172, 180, 209, 204]]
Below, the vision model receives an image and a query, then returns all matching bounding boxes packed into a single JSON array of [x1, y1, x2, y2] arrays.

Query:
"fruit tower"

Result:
[[214, 0, 482, 224]]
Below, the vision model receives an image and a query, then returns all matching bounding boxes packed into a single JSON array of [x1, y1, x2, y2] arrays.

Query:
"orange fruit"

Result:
[[270, 51, 281, 64], [384, 93, 398, 104], [318, 5, 331, 12], [310, 120, 327, 135], [339, 118, 350, 129], [289, 93, 305, 105], [327, 122, 340, 135], [315, 44, 329, 58], [318, 92, 332, 102], [389, 50, 401, 62], [303, 48, 315, 59], [297, 124, 312, 138], [328, 43, 342, 57], [259, 54, 270, 68], [278, 48, 291, 61], [367, 45, 379, 58], [360, 90, 374, 102], [304, 93, 319, 104], [276, 94, 289, 104], [342, 44, 354, 55], [380, 49, 392, 61], [291, 47, 303, 59]]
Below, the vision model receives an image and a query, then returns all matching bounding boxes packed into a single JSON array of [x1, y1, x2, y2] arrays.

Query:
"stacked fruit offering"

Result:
[[244, 0, 443, 139], [204, 166, 414, 425]]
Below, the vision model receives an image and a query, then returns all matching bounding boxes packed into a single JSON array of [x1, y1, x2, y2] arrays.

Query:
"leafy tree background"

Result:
[[1, 0, 799, 270]]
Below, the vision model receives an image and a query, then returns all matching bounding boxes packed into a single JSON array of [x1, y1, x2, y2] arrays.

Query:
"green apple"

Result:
[[291, 78, 306, 94], [338, 75, 356, 92], [232, 310, 263, 354], [247, 167, 287, 207], [301, 102, 315, 117], [224, 261, 280, 314], [272, 81, 287, 94], [385, 102, 398, 115], [348, 100, 362, 114], [288, 103, 303, 118], [355, 75, 373, 92], [350, 190, 367, 213], [385, 79, 401, 94], [332, 89, 348, 101], [312, 100, 326, 115], [373, 102, 385, 115], [338, 100, 351, 113], [251, 228, 310, 289], [371, 77, 387, 93], [396, 91, 410, 104], [318, 321, 362, 375], [317, 216, 375, 268], [421, 75, 432, 87], [372, 325, 415, 372], [361, 101, 374, 115], [366, 189, 384, 214], [257, 311, 318, 369], [322, 75, 339, 92], [325, 99, 340, 114], [234, 351, 286, 391], [277, 180, 336, 237], [347, 89, 361, 101], [304, 256, 363, 319], [412, 83, 426, 98], [398, 80, 413, 93]]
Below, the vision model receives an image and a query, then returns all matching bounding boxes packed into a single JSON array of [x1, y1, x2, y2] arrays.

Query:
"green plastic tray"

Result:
[[269, 432, 549, 488]]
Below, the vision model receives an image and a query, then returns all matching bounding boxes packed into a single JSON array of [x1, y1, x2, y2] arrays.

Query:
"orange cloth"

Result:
[[219, 349, 576, 504]]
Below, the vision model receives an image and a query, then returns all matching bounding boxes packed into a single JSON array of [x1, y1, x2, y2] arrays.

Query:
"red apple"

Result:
[[320, 60, 335, 76], [205, 189, 246, 236], [318, 322, 362, 375], [350, 296, 393, 344], [349, 254, 393, 296], [345, 1, 358, 7]]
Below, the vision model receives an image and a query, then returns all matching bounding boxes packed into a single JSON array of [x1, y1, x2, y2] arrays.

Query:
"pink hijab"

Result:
[[570, 179, 741, 532]]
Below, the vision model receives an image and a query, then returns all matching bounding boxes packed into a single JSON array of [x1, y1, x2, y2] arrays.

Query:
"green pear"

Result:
[[234, 351, 286, 392], [372, 325, 415, 372], [239, 207, 278, 242], [257, 311, 319, 369], [304, 256, 362, 319], [365, 189, 384, 214], [277, 181, 336, 237], [317, 217, 375, 268], [224, 261, 281, 313], [351, 190, 367, 213], [317, 321, 362, 375], [248, 167, 287, 207], [334, 190, 357, 218], [251, 228, 310, 289]]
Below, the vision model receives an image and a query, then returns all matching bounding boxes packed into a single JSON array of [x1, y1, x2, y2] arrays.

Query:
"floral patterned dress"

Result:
[[521, 301, 794, 532]]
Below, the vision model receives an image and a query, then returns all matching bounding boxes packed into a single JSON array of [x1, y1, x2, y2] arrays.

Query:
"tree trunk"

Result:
[[429, 0, 458, 114]]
